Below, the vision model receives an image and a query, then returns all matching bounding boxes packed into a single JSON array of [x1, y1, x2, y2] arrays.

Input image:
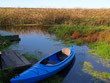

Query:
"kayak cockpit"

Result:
[[40, 48, 71, 66]]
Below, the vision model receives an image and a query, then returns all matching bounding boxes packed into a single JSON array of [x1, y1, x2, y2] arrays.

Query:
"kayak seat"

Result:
[[57, 48, 71, 61], [41, 54, 59, 65], [57, 52, 68, 61], [46, 61, 57, 66]]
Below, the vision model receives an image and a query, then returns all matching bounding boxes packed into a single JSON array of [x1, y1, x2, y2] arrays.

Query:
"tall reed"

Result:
[[0, 8, 110, 26]]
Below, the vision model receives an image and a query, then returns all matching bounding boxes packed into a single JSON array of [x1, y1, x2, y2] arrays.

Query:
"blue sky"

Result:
[[0, 0, 110, 8]]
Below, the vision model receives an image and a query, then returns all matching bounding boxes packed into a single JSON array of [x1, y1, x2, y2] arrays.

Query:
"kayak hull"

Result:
[[10, 46, 75, 83]]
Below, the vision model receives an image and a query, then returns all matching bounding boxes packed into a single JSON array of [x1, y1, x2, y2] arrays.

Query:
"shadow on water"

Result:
[[58, 56, 76, 78]]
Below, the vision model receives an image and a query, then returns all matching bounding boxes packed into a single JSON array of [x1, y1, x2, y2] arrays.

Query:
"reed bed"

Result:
[[0, 8, 110, 26]]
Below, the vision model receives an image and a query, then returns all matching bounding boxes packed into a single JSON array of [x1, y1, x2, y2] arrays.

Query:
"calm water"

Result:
[[0, 27, 110, 83]]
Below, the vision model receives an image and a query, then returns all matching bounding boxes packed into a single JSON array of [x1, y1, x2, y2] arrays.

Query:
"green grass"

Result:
[[48, 25, 75, 39], [89, 42, 110, 59], [0, 68, 14, 83], [74, 39, 86, 45], [0, 35, 11, 50]]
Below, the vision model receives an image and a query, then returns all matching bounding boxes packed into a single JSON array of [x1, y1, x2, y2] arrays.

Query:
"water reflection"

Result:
[[0, 26, 49, 35]]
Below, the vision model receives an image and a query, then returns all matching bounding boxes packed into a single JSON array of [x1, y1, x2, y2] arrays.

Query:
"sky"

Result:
[[0, 0, 110, 8]]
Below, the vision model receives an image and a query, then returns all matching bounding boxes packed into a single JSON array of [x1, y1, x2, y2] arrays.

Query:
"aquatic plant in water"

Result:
[[96, 59, 110, 68], [37, 51, 43, 55], [82, 62, 110, 81], [22, 52, 38, 61]]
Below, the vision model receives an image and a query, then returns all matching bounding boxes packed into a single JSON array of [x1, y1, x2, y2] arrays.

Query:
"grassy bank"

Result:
[[48, 25, 110, 59], [1, 8, 110, 26], [48, 25, 110, 43]]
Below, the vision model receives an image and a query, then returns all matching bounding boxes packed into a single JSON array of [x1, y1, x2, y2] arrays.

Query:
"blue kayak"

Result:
[[10, 46, 75, 83]]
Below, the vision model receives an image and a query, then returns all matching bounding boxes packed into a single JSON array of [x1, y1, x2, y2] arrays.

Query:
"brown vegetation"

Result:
[[72, 31, 80, 39], [1, 8, 110, 26], [72, 30, 110, 43]]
